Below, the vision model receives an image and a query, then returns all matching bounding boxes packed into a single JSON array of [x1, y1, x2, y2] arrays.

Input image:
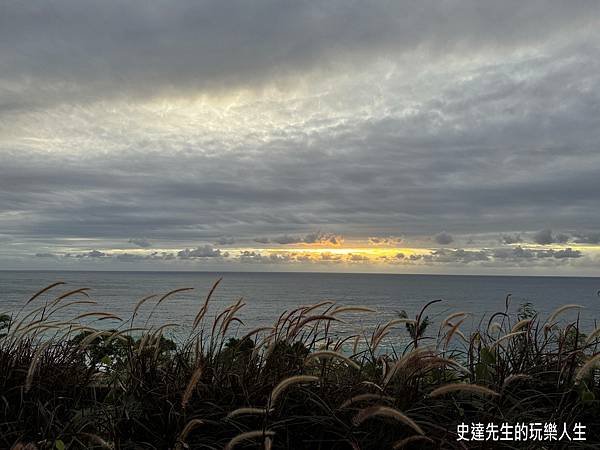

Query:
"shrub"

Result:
[[1, 282, 599, 449]]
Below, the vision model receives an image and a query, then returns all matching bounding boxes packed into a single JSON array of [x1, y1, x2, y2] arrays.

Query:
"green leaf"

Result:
[[475, 362, 489, 381], [580, 385, 595, 403], [480, 347, 496, 365], [55, 439, 66, 450], [581, 390, 595, 402]]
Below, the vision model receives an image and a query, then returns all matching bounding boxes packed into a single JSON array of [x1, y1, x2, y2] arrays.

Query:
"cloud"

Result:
[[309, 232, 343, 246], [537, 247, 582, 259], [4, 42, 600, 248], [215, 236, 235, 245], [35, 252, 56, 258], [532, 229, 570, 245], [116, 253, 146, 262], [493, 246, 534, 259], [24, 244, 586, 272], [177, 245, 222, 258], [268, 253, 294, 263], [532, 229, 554, 245], [320, 252, 342, 261], [396, 245, 585, 266], [63, 250, 109, 259], [573, 232, 600, 244], [501, 234, 523, 244], [129, 237, 152, 248], [272, 235, 303, 245], [62, 250, 177, 262], [238, 251, 297, 264], [240, 250, 262, 258], [238, 250, 274, 263], [2, 2, 600, 274], [271, 232, 343, 245], [369, 236, 402, 246], [2, 1, 598, 112], [429, 249, 490, 263], [434, 232, 454, 245], [302, 232, 325, 244], [492, 245, 582, 260]]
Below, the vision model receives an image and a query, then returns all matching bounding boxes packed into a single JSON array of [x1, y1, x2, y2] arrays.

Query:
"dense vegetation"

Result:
[[1, 280, 599, 449]]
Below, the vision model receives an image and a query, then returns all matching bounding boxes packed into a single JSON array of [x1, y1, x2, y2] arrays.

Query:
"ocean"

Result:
[[1, 271, 599, 342]]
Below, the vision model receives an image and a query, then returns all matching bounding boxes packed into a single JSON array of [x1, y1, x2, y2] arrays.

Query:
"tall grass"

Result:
[[1, 282, 599, 448]]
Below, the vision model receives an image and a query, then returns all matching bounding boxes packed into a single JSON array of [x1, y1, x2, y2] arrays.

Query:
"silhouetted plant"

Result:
[[1, 282, 599, 449]]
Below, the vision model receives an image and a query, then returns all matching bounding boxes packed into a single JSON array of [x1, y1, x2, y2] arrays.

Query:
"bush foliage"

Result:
[[1, 281, 599, 449]]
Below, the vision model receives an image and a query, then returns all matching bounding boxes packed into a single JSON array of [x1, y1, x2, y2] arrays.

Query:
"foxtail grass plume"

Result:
[[305, 350, 360, 370], [429, 383, 499, 398], [269, 375, 319, 406], [546, 304, 583, 326], [224, 430, 275, 450], [353, 406, 424, 435]]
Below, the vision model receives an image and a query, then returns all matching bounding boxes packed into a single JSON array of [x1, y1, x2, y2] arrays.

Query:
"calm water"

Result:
[[1, 271, 599, 341]]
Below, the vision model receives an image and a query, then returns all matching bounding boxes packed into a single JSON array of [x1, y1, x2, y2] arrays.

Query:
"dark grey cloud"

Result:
[[116, 253, 147, 262], [272, 235, 303, 245], [434, 232, 454, 245], [532, 229, 554, 245], [305, 232, 343, 245], [270, 232, 341, 245], [129, 237, 152, 248], [492, 246, 581, 260], [386, 246, 585, 267], [25, 244, 587, 272], [238, 250, 268, 264], [501, 234, 523, 244], [114, 251, 175, 262], [238, 251, 295, 264], [177, 245, 222, 258], [349, 254, 369, 262], [493, 246, 534, 259], [369, 236, 402, 246], [35, 252, 56, 258], [3, 57, 600, 248], [550, 248, 582, 259], [2, 1, 598, 112], [532, 229, 570, 245], [428, 249, 490, 263], [63, 250, 109, 259], [1, 2, 600, 273], [534, 248, 582, 259], [573, 232, 600, 244], [215, 236, 235, 246]]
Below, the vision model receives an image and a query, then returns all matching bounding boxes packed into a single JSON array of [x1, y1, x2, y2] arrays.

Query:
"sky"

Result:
[[1, 1, 600, 275]]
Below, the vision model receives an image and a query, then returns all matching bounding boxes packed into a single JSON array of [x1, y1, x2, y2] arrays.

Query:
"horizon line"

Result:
[[1, 268, 599, 280]]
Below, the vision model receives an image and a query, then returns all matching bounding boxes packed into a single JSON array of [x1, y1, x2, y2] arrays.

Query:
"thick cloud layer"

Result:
[[2, 1, 598, 110], [1, 1, 600, 274]]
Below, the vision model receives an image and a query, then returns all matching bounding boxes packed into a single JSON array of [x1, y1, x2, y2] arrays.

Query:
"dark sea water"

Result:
[[1, 271, 599, 341]]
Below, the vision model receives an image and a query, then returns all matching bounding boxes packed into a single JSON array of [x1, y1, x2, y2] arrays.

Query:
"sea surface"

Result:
[[1, 271, 599, 343]]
